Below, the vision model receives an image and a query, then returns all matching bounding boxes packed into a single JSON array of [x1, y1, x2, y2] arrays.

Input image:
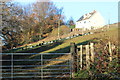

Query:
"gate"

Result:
[[1, 53, 72, 79]]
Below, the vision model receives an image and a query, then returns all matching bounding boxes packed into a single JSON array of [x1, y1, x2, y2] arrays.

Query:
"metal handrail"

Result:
[[1, 72, 70, 75], [1, 75, 70, 78], [1, 68, 71, 71], [0, 65, 70, 67], [1, 59, 70, 61], [0, 53, 70, 55]]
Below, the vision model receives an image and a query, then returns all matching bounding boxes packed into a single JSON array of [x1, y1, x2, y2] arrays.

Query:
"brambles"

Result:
[[75, 39, 119, 79]]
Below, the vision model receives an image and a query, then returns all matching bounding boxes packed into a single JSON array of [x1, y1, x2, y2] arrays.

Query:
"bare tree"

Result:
[[1, 0, 65, 50]]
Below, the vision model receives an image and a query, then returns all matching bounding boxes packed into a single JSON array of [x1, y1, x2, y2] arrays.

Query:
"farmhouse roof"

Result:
[[77, 10, 97, 22]]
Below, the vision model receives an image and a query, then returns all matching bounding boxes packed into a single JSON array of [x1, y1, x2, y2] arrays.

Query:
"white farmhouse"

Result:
[[75, 10, 105, 30]]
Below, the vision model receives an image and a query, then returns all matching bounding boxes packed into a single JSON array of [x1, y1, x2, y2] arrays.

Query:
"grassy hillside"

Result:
[[49, 25, 70, 37], [21, 23, 118, 58], [3, 23, 118, 53], [40, 24, 118, 53]]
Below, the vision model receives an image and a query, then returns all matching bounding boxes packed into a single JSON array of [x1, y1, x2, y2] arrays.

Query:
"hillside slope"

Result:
[[41, 27, 118, 53], [3, 23, 118, 53], [33, 23, 118, 54]]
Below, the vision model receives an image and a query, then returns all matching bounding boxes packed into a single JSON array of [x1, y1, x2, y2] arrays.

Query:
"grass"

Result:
[[4, 23, 118, 63], [3, 23, 118, 53], [39, 25, 118, 53], [4, 23, 118, 54], [26, 23, 118, 65], [2, 23, 119, 79]]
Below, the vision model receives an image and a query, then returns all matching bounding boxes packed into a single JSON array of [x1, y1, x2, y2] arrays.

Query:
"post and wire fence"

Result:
[[70, 41, 117, 78]]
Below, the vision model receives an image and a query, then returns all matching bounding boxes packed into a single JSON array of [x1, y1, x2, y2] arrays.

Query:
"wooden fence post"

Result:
[[79, 45, 83, 70], [70, 42, 77, 78], [86, 45, 90, 69], [76, 46, 79, 72], [109, 41, 112, 61], [90, 43, 94, 62]]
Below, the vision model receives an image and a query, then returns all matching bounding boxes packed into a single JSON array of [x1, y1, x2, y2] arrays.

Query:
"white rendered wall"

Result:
[[75, 11, 105, 30]]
